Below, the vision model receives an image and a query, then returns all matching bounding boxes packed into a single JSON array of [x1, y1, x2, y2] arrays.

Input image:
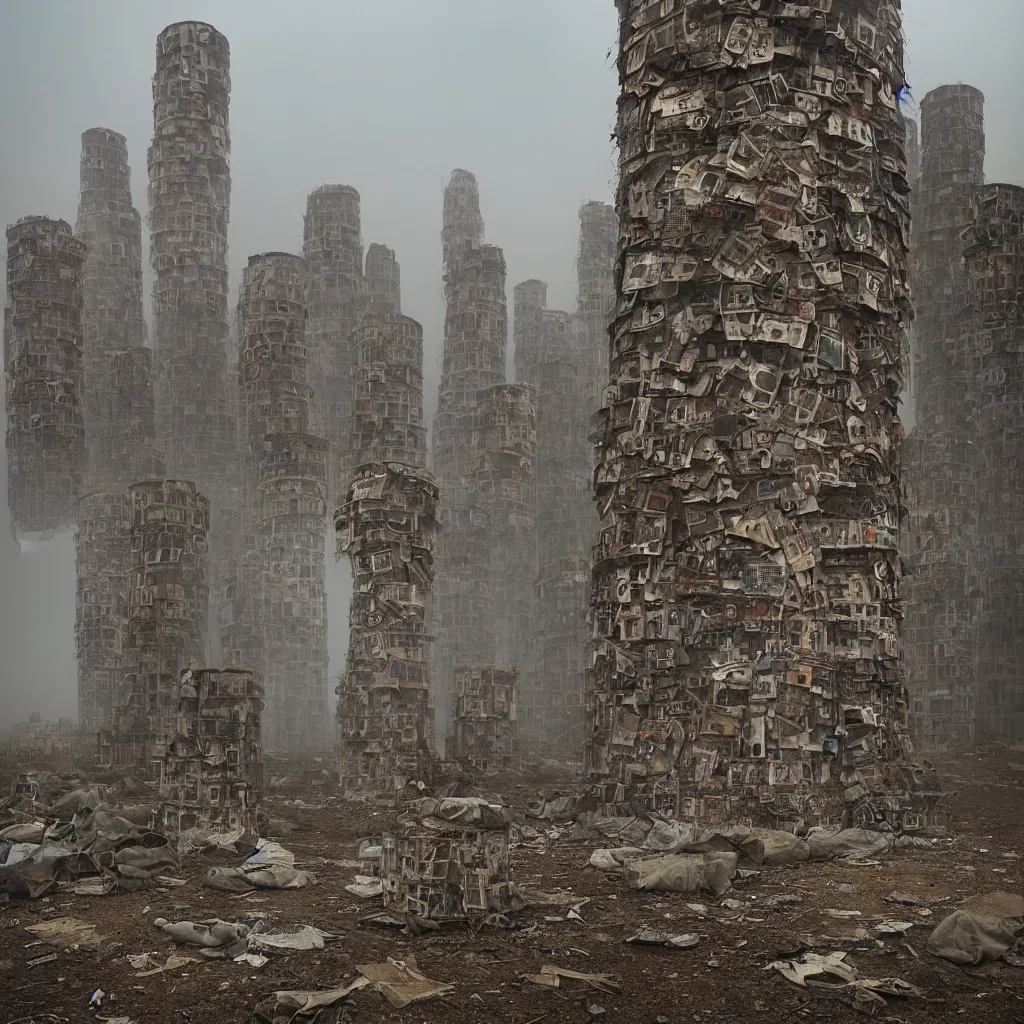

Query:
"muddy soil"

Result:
[[1, 751, 1023, 1024]]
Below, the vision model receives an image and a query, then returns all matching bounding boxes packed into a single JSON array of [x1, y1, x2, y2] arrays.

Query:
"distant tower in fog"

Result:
[[4, 216, 87, 541], [148, 22, 238, 662], [303, 184, 366, 504], [903, 86, 986, 749], [75, 127, 164, 731], [236, 252, 328, 752]]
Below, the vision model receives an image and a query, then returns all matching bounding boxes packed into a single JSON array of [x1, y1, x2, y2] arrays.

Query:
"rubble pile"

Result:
[[0, 787, 179, 900], [587, 0, 934, 829]]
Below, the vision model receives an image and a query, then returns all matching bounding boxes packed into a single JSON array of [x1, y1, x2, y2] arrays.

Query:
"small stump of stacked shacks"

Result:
[[382, 796, 521, 926]]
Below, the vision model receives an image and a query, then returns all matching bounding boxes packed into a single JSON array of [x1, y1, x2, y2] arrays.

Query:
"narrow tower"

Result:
[[148, 22, 238, 658], [902, 86, 986, 748], [4, 217, 87, 540]]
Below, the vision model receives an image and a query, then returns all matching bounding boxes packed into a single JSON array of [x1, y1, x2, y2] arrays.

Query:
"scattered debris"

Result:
[[625, 928, 703, 949], [623, 852, 737, 896], [129, 952, 198, 977], [252, 978, 369, 1023], [344, 876, 383, 899], [927, 891, 1024, 965], [356, 957, 455, 1008], [521, 966, 620, 994], [25, 917, 103, 951], [874, 921, 916, 936], [767, 951, 922, 1012]]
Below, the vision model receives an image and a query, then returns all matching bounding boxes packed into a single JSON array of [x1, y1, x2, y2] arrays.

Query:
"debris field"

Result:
[[1, 752, 1023, 1024]]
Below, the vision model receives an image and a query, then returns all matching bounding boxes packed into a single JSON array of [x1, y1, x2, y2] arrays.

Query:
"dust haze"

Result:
[[0, 0, 1020, 726]]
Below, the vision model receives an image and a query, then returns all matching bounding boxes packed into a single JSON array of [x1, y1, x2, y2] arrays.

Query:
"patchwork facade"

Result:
[[159, 668, 264, 833], [257, 432, 330, 752], [76, 491, 131, 732], [586, 0, 938, 830], [473, 384, 536, 689], [108, 480, 210, 771], [4, 217, 87, 540], [432, 171, 510, 732], [448, 666, 520, 773], [75, 128, 165, 735], [335, 463, 439, 792]]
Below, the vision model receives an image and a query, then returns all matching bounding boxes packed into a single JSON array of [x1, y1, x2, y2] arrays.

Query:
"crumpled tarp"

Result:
[[0, 804, 180, 899], [356, 957, 455, 1008], [623, 851, 738, 896], [406, 797, 507, 831], [204, 839, 310, 892], [250, 925, 340, 951], [927, 891, 1024, 965], [253, 978, 370, 1023], [589, 846, 643, 871], [807, 828, 895, 860], [767, 950, 922, 1012], [681, 825, 809, 866]]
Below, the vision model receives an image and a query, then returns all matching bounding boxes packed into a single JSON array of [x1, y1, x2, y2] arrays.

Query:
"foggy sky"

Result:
[[0, 0, 1020, 726]]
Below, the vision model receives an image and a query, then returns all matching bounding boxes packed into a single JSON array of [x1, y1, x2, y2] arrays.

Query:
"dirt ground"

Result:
[[2, 751, 1023, 1024]]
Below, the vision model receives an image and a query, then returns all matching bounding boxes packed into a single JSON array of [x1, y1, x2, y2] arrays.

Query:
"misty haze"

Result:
[[0, 2, 1022, 1022]]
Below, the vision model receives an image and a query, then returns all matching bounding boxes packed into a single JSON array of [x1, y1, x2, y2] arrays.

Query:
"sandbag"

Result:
[[807, 828, 892, 861], [645, 819, 696, 852], [589, 816, 652, 847], [204, 863, 310, 892], [753, 829, 810, 866], [589, 847, 642, 871], [624, 851, 738, 896], [927, 891, 1024, 965]]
